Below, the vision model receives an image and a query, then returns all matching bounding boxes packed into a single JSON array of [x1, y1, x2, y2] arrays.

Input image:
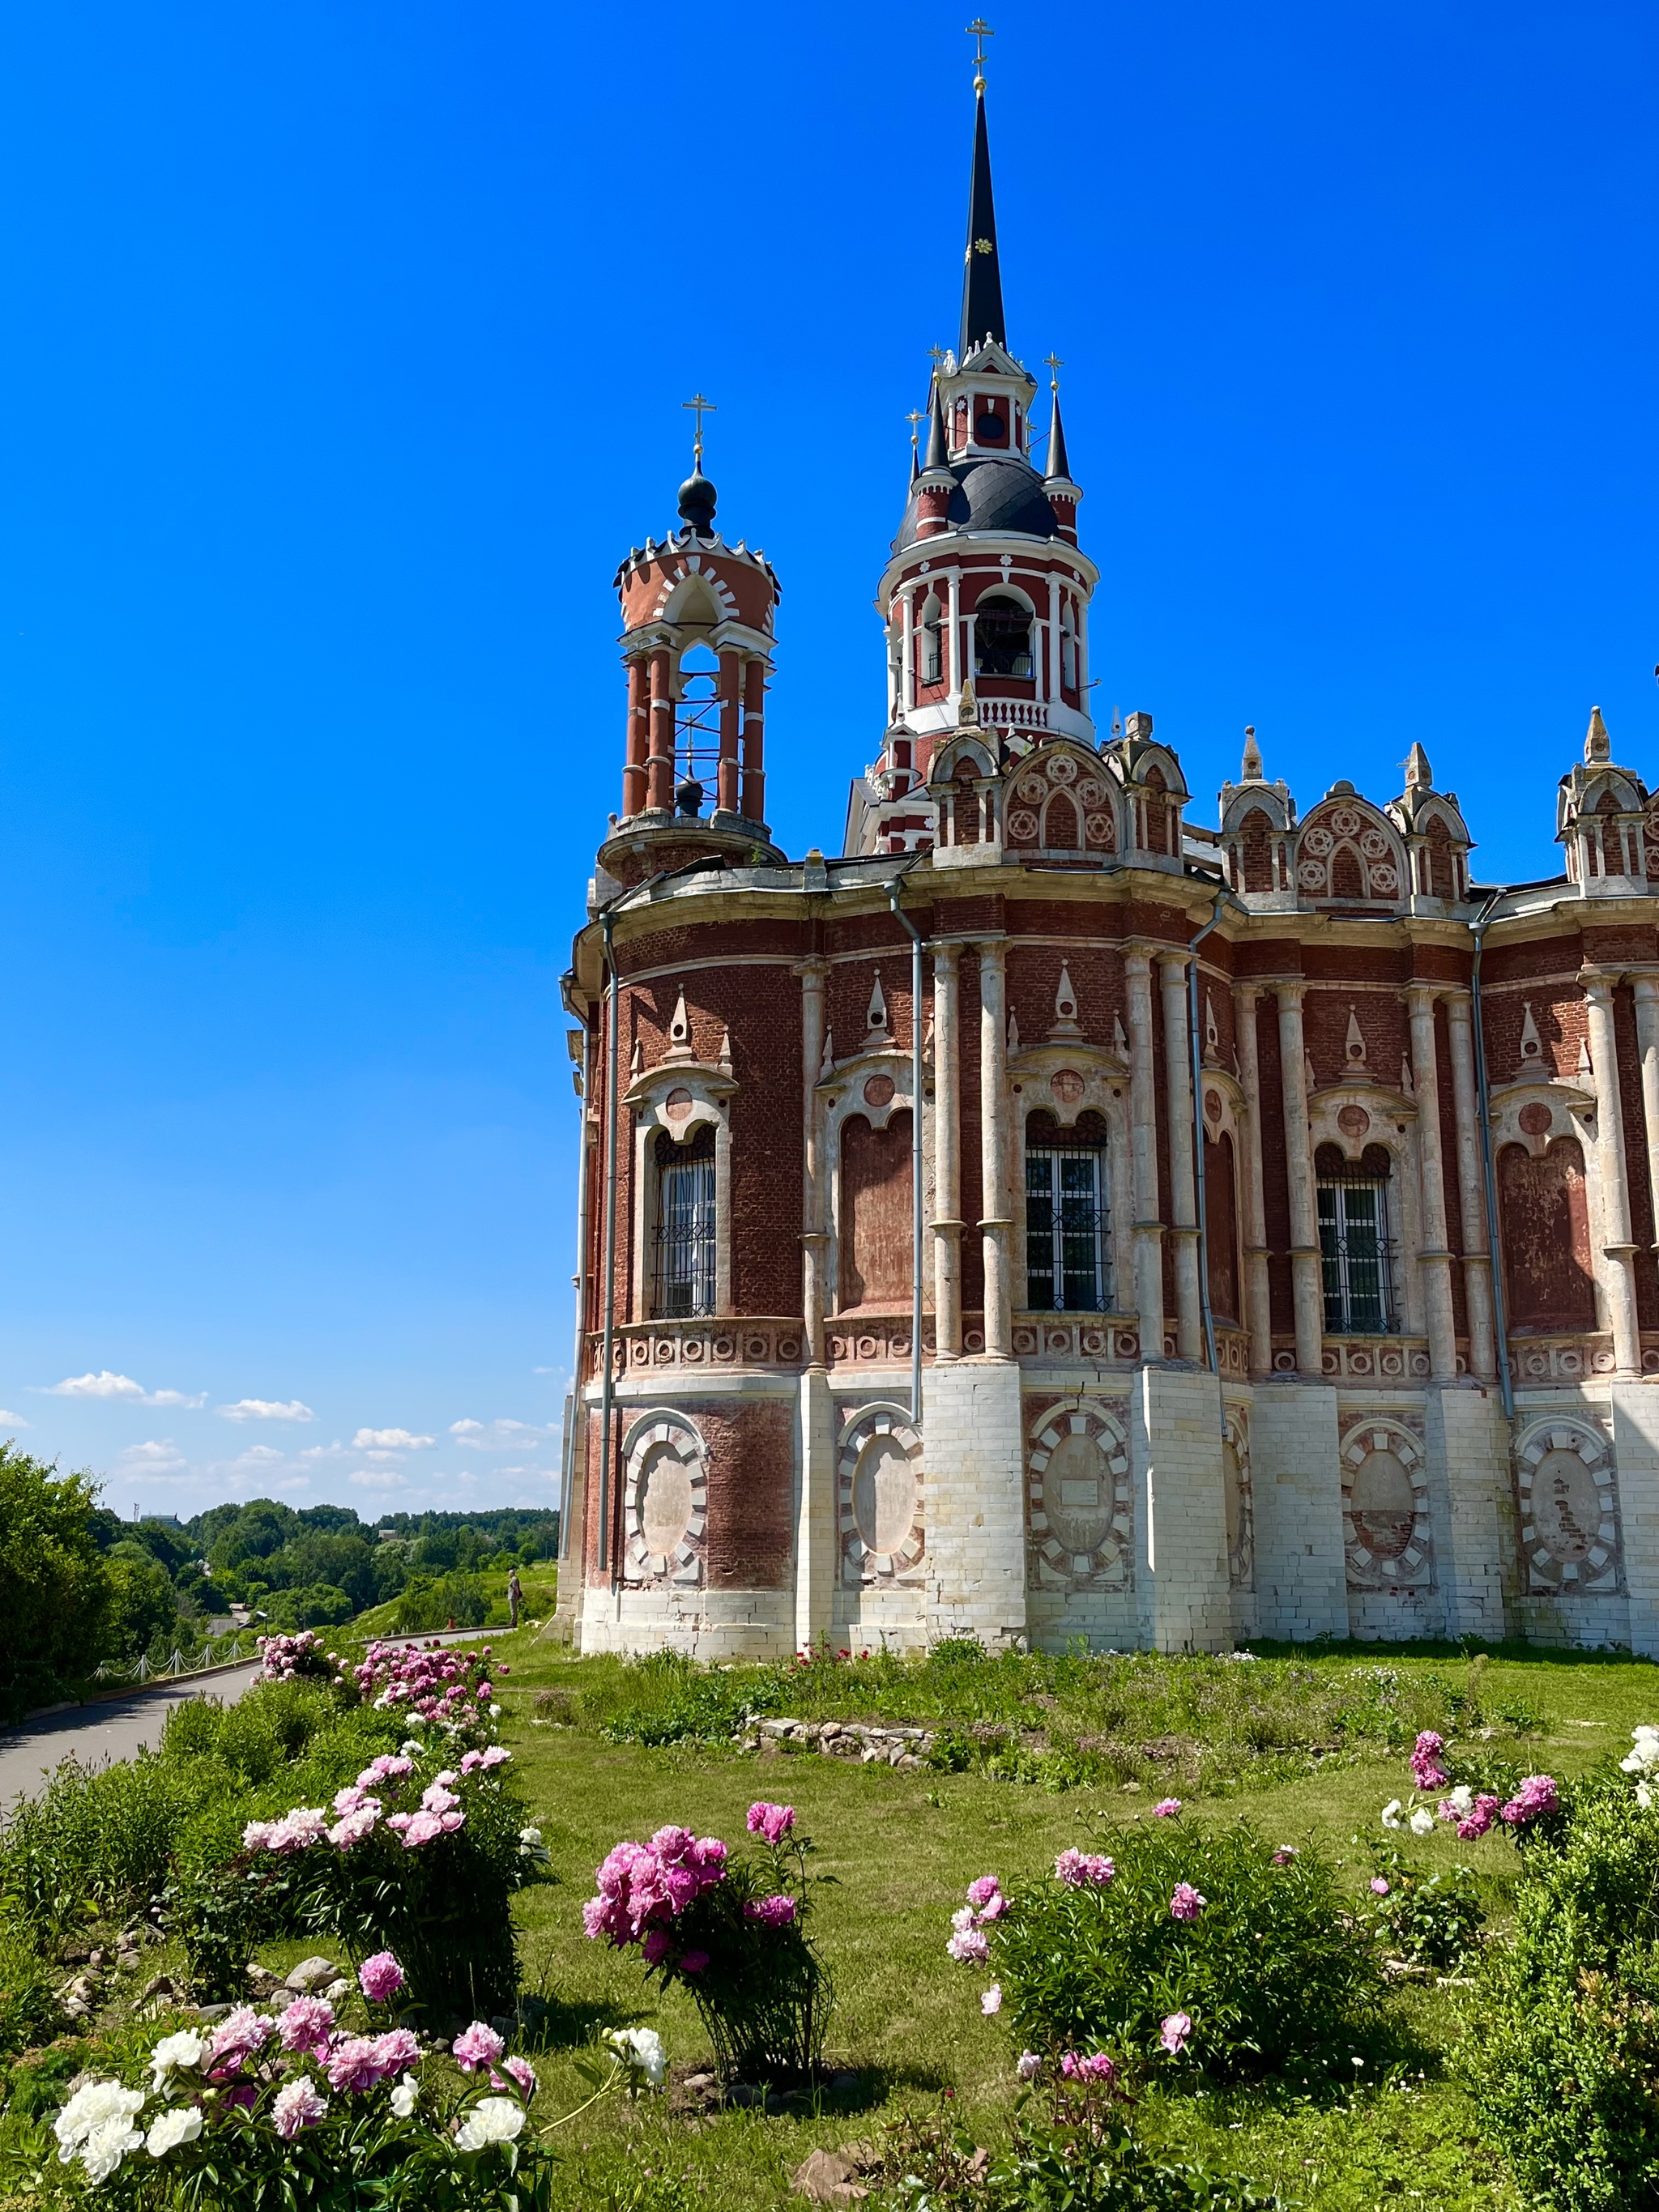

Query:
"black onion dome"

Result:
[[891, 457, 1060, 553], [677, 470, 717, 533]]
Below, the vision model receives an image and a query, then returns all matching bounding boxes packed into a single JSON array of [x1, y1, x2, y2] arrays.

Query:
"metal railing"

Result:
[[91, 1631, 259, 1689]]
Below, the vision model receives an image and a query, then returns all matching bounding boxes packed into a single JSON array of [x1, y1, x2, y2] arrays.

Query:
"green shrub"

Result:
[[0, 1750, 235, 1933], [0, 1929, 62, 2059], [1361, 1846, 1485, 1968], [977, 1819, 1381, 2082], [0, 1450, 115, 1719], [1460, 1779, 1659, 2211], [262, 1581, 355, 1630], [394, 1574, 488, 1633]]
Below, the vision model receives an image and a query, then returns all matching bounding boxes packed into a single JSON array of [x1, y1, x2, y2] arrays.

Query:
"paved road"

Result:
[[0, 1665, 263, 1811], [0, 1627, 502, 1813]]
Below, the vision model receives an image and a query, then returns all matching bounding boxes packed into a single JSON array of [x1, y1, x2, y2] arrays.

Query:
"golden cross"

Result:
[[1043, 351, 1064, 390], [681, 392, 717, 469], [966, 18, 993, 87], [906, 407, 925, 439]]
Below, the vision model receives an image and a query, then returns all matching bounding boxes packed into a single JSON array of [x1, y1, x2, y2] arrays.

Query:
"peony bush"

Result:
[[583, 1801, 830, 2086], [18, 1947, 663, 2212], [952, 1815, 1380, 2082]]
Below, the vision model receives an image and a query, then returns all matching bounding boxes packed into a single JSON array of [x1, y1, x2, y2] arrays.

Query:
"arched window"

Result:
[[1025, 1110, 1111, 1311], [1499, 1136, 1595, 1332], [1316, 1141, 1396, 1334], [839, 1112, 913, 1309], [654, 1126, 716, 1317], [919, 592, 943, 686], [974, 591, 1032, 680]]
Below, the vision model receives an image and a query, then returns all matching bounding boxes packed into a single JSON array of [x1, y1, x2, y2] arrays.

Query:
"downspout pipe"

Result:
[[1470, 892, 1516, 1422], [558, 1021, 592, 1564], [598, 910, 621, 1582], [1188, 888, 1227, 1377], [888, 876, 927, 1431]]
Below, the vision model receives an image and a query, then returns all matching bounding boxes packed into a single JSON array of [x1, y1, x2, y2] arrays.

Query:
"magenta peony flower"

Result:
[[1501, 1775, 1560, 1828], [272, 2079, 329, 2138], [1060, 2052, 1117, 2084], [1170, 1882, 1206, 1922], [1457, 1792, 1503, 1840], [1055, 1848, 1115, 1888], [1410, 1731, 1449, 1792], [371, 2030, 420, 2074], [453, 2022, 506, 2073], [680, 1950, 710, 1974], [209, 2007, 275, 2068], [1153, 1799, 1183, 1818], [747, 1801, 796, 1845], [744, 1893, 798, 1928], [359, 1952, 405, 2005], [324, 2036, 386, 2093], [1370, 1877, 1390, 1896], [966, 1876, 1002, 1910], [1272, 1846, 1297, 1865]]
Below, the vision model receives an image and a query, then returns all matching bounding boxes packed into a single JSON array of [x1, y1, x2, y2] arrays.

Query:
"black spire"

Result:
[[921, 383, 949, 475], [1043, 387, 1073, 484], [958, 85, 1006, 358]]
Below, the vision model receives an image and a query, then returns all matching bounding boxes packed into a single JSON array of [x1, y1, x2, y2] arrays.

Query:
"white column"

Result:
[[978, 941, 1013, 1358], [946, 569, 962, 699], [1276, 983, 1323, 1379], [1159, 952, 1201, 1359], [1406, 985, 1458, 1383], [1075, 594, 1090, 698], [1584, 971, 1641, 1377], [1234, 982, 1273, 1379], [1124, 947, 1165, 1359], [932, 942, 963, 1358], [898, 588, 915, 715], [797, 959, 830, 1366], [1045, 573, 1060, 702], [1631, 973, 1659, 1264], [1444, 990, 1496, 1382]]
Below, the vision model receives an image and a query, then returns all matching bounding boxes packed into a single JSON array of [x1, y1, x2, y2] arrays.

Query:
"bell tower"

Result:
[[601, 399, 786, 886]]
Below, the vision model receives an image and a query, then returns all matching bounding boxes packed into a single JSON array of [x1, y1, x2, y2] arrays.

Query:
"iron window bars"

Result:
[[654, 1138, 716, 1317], [1317, 1165, 1397, 1334], [1026, 1145, 1111, 1311]]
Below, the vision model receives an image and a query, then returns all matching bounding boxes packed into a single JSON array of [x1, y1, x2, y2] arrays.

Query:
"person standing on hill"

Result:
[[507, 1565, 523, 1630]]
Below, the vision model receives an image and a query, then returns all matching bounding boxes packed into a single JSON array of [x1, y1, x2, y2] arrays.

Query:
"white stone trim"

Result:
[[837, 1402, 924, 1586], [1026, 1397, 1132, 1592], [1341, 1417, 1433, 1589], [1515, 1415, 1621, 1594], [621, 1409, 708, 1588]]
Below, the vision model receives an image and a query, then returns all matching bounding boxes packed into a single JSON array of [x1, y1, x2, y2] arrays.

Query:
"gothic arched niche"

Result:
[[1204, 1129, 1239, 1325], [1142, 765, 1170, 855], [1499, 1136, 1595, 1332], [1239, 806, 1275, 893], [839, 1110, 913, 1310], [1043, 789, 1080, 850]]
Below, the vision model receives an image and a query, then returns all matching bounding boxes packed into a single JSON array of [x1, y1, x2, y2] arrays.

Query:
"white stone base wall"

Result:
[[1250, 1383, 1348, 1639], [577, 1583, 795, 1660], [1423, 1384, 1511, 1640], [921, 1358, 1028, 1646], [1132, 1365, 1231, 1652]]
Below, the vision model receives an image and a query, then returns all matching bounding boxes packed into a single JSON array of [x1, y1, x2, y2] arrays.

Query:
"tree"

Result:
[[0, 1448, 115, 1716]]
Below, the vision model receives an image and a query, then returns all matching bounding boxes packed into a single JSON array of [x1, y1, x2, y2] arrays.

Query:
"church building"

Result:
[[555, 61, 1659, 1659]]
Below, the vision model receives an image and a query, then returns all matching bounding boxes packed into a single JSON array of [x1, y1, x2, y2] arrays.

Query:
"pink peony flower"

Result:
[[278, 1997, 335, 2055], [1272, 1846, 1297, 1865], [1170, 1883, 1206, 1922], [1410, 1731, 1449, 1792], [399, 1812, 446, 1848], [359, 1951, 405, 2005], [744, 1894, 798, 1928], [1457, 1792, 1503, 1841], [1015, 2051, 1042, 2082], [501, 2055, 537, 2099], [680, 1950, 710, 1974], [372, 2029, 420, 2074], [977, 1890, 1008, 1920], [272, 2078, 329, 2138], [480, 1745, 510, 1768], [1502, 1775, 1560, 1828], [1370, 1877, 1391, 1896], [1060, 2052, 1117, 2084], [1160, 2011, 1192, 2056], [241, 1819, 275, 1850], [453, 2022, 506, 2073], [324, 2036, 386, 2093], [947, 1927, 991, 1964], [966, 1876, 1002, 1910], [421, 1784, 460, 1815], [982, 1984, 1002, 2015], [1055, 1848, 1115, 1888], [747, 1801, 797, 1845], [209, 2007, 275, 2069], [1153, 1799, 1183, 1818], [330, 1805, 381, 1849]]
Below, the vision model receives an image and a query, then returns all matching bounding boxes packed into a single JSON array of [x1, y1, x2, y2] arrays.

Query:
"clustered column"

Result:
[[1274, 982, 1324, 1379], [621, 657, 649, 816], [931, 943, 964, 1358], [646, 647, 675, 812], [1124, 947, 1165, 1358], [1444, 991, 1497, 1381], [797, 960, 829, 1366], [1630, 973, 1659, 1279], [1233, 982, 1273, 1379], [716, 650, 741, 816], [1405, 986, 1459, 1382], [1583, 970, 1642, 1377], [1158, 952, 1202, 1358], [978, 942, 1013, 1357]]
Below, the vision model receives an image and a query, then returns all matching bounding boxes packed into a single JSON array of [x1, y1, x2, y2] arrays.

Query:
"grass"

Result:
[[4, 1630, 1654, 2209], [344, 1567, 558, 1643]]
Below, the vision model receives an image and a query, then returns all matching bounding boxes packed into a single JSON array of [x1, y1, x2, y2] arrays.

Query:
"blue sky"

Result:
[[0, 2, 1653, 1521]]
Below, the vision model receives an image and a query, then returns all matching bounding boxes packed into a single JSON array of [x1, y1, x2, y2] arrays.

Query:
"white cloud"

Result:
[[352, 1427, 435, 1451], [218, 1399, 314, 1423], [449, 1417, 552, 1452], [116, 1439, 188, 1474], [350, 1468, 406, 1490], [0, 1409, 28, 1428], [45, 1371, 206, 1409]]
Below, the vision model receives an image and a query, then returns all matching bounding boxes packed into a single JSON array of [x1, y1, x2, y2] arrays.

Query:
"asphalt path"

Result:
[[0, 1626, 498, 1813]]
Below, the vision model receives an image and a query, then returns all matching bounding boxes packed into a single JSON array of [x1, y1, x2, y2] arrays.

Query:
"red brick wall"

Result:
[[700, 1398, 795, 1589]]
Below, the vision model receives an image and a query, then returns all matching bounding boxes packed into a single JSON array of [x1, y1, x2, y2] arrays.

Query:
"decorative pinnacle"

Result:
[[907, 407, 925, 449], [1043, 351, 1064, 391], [966, 17, 993, 92], [681, 391, 716, 471]]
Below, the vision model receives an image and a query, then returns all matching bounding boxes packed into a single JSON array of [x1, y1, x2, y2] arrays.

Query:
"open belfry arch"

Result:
[[554, 38, 1659, 1661]]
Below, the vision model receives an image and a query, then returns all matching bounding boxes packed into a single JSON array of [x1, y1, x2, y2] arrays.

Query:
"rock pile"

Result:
[[740, 1717, 934, 1769]]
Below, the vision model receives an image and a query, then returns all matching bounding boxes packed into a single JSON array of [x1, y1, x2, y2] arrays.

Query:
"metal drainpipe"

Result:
[[1470, 893, 1516, 1421], [1187, 888, 1226, 1377], [888, 879, 926, 1431], [598, 911, 621, 1582], [557, 1022, 592, 1565]]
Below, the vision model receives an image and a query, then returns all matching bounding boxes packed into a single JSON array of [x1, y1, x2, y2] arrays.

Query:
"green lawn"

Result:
[[484, 1632, 1659, 2212]]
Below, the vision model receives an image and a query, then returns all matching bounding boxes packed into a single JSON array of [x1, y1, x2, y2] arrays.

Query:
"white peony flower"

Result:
[[80, 2119, 146, 2184], [146, 2108, 203, 2158], [390, 2072, 420, 2119], [489, 1703, 503, 1719], [1639, 1783, 1654, 1811], [56, 2082, 146, 2184], [1446, 1785, 1473, 1816], [148, 2032, 207, 2088], [1410, 1808, 1435, 1836], [454, 2096, 526, 2151], [605, 2026, 667, 2088], [1380, 1800, 1403, 1831]]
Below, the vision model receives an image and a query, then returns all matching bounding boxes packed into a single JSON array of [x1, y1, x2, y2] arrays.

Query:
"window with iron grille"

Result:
[[1316, 1147, 1397, 1334], [654, 1126, 716, 1317], [1026, 1144, 1110, 1311]]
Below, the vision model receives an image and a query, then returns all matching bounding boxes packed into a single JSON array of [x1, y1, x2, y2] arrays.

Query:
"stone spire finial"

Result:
[[1240, 726, 1263, 782], [957, 676, 979, 731], [1586, 705, 1611, 764], [1346, 1005, 1367, 1068], [1405, 741, 1433, 789], [867, 970, 888, 1034], [1049, 963, 1082, 1039]]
